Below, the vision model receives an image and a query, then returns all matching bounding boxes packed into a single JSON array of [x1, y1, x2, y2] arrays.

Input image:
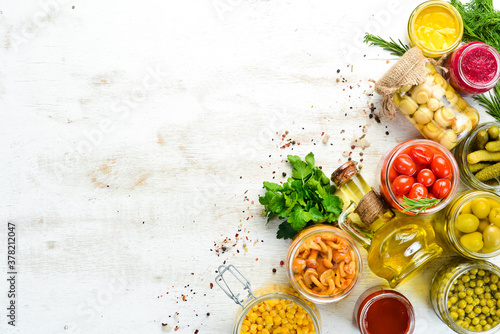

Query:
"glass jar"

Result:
[[354, 286, 415, 334], [445, 42, 500, 94], [333, 161, 443, 288], [378, 139, 459, 215], [216, 264, 322, 334], [407, 0, 463, 58], [437, 190, 500, 259], [430, 258, 500, 333], [392, 64, 479, 150], [286, 224, 362, 304], [454, 121, 500, 192]]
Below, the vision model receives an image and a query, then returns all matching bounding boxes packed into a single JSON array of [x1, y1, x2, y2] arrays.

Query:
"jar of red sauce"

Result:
[[445, 42, 500, 94], [354, 285, 415, 334]]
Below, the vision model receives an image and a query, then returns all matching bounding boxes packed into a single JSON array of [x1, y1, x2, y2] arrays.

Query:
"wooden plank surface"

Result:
[[1, 0, 499, 333]]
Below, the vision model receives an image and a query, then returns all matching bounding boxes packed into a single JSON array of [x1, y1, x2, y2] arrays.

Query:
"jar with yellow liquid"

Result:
[[332, 161, 443, 288]]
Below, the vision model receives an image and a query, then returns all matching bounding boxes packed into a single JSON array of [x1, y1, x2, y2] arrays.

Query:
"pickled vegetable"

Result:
[[460, 232, 484, 252], [456, 196, 500, 255], [393, 64, 478, 150], [443, 267, 500, 332], [456, 214, 480, 233], [483, 225, 500, 251], [476, 162, 500, 182], [472, 198, 491, 219]]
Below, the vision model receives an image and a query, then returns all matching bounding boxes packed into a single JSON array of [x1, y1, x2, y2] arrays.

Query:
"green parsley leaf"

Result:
[[277, 220, 298, 239], [288, 208, 312, 231], [259, 153, 344, 239]]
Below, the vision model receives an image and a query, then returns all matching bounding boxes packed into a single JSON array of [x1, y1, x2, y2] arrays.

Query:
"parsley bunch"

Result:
[[259, 153, 343, 240]]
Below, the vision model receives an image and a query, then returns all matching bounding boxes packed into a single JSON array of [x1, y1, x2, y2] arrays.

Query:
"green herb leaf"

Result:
[[263, 181, 282, 192], [260, 153, 343, 239], [363, 33, 409, 57], [308, 207, 325, 222], [288, 208, 313, 231], [277, 220, 298, 239], [450, 0, 500, 54], [474, 83, 500, 122], [401, 196, 441, 215]]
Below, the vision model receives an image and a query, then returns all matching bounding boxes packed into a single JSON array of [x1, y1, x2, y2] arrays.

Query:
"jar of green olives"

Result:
[[437, 191, 500, 259], [455, 122, 500, 192], [431, 258, 500, 333]]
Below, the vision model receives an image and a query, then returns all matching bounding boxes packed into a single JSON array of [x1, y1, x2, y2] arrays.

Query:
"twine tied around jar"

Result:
[[370, 47, 448, 120]]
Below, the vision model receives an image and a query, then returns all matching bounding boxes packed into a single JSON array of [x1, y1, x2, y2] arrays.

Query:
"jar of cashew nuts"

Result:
[[393, 64, 479, 150]]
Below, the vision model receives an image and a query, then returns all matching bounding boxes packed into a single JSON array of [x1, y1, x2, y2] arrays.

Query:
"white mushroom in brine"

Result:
[[439, 129, 458, 150], [463, 106, 479, 127], [399, 95, 419, 116], [411, 84, 432, 104], [427, 98, 440, 112], [434, 107, 455, 128], [413, 106, 434, 124], [445, 89, 459, 105], [423, 122, 444, 141]]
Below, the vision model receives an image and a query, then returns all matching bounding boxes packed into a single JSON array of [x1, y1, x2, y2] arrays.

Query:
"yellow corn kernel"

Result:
[[262, 330, 270, 334], [250, 324, 257, 331], [241, 325, 249, 332], [265, 316, 273, 325]]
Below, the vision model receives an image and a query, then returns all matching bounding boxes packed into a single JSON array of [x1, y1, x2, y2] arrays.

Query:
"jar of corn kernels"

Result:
[[215, 264, 322, 334]]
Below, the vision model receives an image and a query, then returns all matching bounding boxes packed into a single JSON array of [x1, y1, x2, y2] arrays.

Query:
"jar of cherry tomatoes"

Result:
[[378, 139, 459, 215], [354, 285, 415, 334], [445, 42, 500, 94]]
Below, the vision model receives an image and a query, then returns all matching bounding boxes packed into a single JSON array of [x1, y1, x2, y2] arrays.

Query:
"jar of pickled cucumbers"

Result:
[[216, 264, 322, 334], [455, 122, 500, 192], [430, 258, 500, 333], [437, 190, 500, 259], [286, 225, 363, 303], [392, 64, 479, 150]]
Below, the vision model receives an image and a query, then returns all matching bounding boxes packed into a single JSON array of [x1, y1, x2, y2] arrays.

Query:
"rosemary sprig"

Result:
[[401, 196, 441, 215], [473, 83, 500, 121], [363, 33, 410, 57]]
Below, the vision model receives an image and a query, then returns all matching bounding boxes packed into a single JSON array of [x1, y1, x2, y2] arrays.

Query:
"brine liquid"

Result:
[[367, 216, 443, 288]]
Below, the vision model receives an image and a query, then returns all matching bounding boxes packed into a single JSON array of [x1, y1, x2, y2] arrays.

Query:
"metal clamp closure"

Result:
[[215, 264, 256, 308]]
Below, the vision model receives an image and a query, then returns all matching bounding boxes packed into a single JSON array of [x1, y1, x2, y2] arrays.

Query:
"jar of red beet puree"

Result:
[[354, 285, 415, 334], [445, 42, 500, 94]]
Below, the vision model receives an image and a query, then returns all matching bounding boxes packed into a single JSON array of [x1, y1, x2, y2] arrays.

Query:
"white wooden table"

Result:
[[1, 0, 499, 333]]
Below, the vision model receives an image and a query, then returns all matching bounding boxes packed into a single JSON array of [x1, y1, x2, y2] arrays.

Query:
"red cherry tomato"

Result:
[[417, 169, 436, 187], [393, 154, 416, 176], [430, 155, 452, 179], [392, 175, 415, 195], [389, 166, 399, 182], [408, 183, 428, 200], [410, 145, 434, 165], [432, 178, 452, 199]]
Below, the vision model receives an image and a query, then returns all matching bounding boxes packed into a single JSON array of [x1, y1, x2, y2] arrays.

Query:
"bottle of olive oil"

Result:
[[332, 161, 443, 288]]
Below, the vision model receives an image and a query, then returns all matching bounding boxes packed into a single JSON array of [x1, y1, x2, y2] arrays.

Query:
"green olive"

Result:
[[461, 232, 484, 252], [478, 219, 491, 233], [484, 225, 500, 251], [471, 198, 491, 219], [490, 207, 500, 228], [456, 214, 481, 233], [461, 202, 472, 214]]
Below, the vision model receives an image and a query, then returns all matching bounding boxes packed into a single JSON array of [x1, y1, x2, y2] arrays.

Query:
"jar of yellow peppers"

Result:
[[216, 264, 321, 334]]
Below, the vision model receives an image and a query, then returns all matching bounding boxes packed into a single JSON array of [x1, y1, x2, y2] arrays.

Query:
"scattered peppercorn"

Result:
[[272, 268, 277, 273]]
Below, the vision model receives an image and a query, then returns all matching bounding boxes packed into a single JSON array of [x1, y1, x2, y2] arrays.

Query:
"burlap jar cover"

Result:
[[371, 47, 445, 120]]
